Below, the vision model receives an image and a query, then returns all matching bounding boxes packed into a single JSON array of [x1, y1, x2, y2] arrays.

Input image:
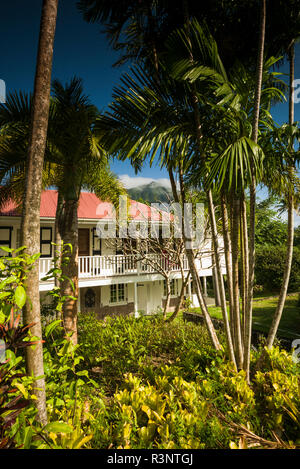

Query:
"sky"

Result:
[[1, 0, 300, 191]]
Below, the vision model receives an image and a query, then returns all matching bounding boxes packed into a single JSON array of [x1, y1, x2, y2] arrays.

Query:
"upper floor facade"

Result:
[[0, 190, 225, 292]]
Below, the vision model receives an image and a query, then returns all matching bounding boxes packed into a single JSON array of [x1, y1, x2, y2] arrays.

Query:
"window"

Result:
[[163, 279, 177, 297], [40, 227, 52, 258], [85, 288, 96, 308], [0, 227, 12, 256], [118, 283, 125, 302], [110, 283, 126, 303], [110, 284, 117, 303], [92, 228, 101, 255]]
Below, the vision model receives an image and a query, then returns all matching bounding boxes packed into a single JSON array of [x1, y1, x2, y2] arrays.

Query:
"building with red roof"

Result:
[[0, 190, 223, 317]]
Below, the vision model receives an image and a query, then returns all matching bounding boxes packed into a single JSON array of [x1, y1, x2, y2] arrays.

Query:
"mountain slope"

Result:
[[127, 181, 173, 204]]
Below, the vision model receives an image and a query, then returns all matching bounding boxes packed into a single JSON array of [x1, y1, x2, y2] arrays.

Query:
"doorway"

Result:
[[78, 228, 90, 275]]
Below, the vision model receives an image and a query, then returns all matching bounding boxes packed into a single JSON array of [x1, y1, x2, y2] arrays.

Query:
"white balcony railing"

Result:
[[39, 254, 190, 281]]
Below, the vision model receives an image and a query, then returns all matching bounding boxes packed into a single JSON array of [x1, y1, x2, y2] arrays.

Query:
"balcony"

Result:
[[39, 254, 190, 282]]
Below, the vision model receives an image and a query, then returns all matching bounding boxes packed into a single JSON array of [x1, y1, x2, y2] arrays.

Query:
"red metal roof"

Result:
[[0, 189, 169, 222]]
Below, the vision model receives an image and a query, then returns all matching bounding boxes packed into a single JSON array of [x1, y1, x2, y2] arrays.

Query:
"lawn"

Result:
[[190, 294, 300, 340]]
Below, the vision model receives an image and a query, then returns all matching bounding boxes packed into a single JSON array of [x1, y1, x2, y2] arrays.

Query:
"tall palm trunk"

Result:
[[61, 197, 79, 344], [266, 41, 295, 348], [220, 192, 235, 337], [182, 1, 235, 362], [240, 195, 249, 342], [168, 167, 221, 350], [146, 3, 219, 350], [244, 0, 266, 380], [21, 0, 59, 425], [207, 190, 236, 367], [54, 187, 64, 289], [231, 193, 243, 369]]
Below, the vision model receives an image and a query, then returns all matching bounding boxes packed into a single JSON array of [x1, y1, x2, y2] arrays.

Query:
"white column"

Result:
[[188, 275, 192, 298], [134, 281, 139, 318], [203, 276, 207, 297]]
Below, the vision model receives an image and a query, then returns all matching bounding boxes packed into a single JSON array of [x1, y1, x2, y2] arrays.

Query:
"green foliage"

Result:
[[0, 247, 39, 320], [255, 245, 300, 292], [255, 208, 288, 246], [77, 313, 217, 390], [78, 313, 300, 449], [0, 249, 299, 449], [0, 248, 96, 449], [254, 347, 300, 442], [0, 249, 42, 448], [90, 373, 228, 449]]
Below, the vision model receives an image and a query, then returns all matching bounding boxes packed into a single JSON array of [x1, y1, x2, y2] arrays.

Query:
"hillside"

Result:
[[127, 181, 173, 204]]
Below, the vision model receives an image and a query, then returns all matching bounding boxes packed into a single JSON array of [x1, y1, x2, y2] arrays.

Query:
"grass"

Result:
[[190, 293, 300, 339]]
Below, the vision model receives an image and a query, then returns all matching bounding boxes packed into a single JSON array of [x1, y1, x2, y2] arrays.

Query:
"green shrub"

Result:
[[255, 245, 300, 292], [77, 312, 219, 391]]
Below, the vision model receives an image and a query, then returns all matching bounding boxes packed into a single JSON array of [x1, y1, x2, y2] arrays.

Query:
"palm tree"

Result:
[[21, 0, 59, 426], [242, 0, 267, 380], [50, 78, 125, 343], [98, 15, 289, 374], [263, 38, 299, 349], [0, 79, 125, 345], [261, 122, 300, 348], [96, 46, 226, 352]]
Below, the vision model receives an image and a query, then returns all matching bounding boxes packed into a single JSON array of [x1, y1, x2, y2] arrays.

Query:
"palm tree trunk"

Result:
[[61, 198, 79, 344], [266, 41, 295, 349], [231, 194, 243, 369], [54, 187, 64, 289], [244, 0, 266, 380], [182, 0, 235, 358], [240, 195, 249, 342], [220, 192, 234, 337], [168, 167, 221, 350], [21, 0, 59, 426]]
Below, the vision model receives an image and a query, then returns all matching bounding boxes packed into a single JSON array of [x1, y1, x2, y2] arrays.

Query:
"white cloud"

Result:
[[118, 174, 172, 189]]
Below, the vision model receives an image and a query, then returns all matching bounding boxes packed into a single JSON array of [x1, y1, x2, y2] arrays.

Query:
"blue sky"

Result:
[[1, 0, 299, 189]]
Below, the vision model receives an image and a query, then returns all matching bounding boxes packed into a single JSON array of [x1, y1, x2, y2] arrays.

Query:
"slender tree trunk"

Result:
[[220, 192, 234, 337], [167, 268, 190, 323], [61, 198, 79, 344], [168, 167, 221, 350], [240, 196, 249, 343], [182, 0, 236, 358], [163, 278, 171, 319], [266, 42, 295, 349], [54, 187, 64, 289], [150, 3, 219, 348], [231, 194, 243, 369], [21, 0, 59, 426], [244, 0, 266, 380], [207, 190, 236, 368], [212, 260, 221, 306]]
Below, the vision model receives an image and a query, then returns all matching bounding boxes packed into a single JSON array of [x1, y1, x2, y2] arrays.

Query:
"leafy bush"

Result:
[[1, 248, 299, 449], [78, 313, 300, 449], [0, 248, 96, 449], [77, 313, 220, 391], [90, 373, 229, 449], [255, 245, 300, 292], [0, 248, 43, 448]]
